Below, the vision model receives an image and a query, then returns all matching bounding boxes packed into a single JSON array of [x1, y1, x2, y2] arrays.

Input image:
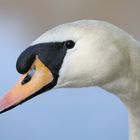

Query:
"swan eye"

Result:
[[64, 40, 75, 49], [22, 66, 36, 85]]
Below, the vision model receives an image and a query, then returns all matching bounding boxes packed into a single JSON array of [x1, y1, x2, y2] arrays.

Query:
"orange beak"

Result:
[[0, 56, 54, 113]]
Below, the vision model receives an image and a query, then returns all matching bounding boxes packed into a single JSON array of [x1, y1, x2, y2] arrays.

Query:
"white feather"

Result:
[[32, 20, 140, 140]]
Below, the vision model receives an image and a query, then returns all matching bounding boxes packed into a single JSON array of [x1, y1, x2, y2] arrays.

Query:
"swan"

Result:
[[0, 20, 140, 140]]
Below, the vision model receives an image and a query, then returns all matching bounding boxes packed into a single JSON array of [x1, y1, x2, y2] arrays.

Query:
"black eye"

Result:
[[64, 40, 75, 49], [21, 66, 36, 85]]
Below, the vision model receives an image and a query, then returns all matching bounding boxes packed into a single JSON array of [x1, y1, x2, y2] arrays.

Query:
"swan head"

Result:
[[0, 20, 130, 113]]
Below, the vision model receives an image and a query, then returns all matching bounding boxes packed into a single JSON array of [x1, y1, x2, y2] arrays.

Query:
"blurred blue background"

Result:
[[1, 0, 140, 140]]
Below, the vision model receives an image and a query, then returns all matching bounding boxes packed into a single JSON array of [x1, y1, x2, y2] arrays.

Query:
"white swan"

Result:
[[0, 20, 140, 140]]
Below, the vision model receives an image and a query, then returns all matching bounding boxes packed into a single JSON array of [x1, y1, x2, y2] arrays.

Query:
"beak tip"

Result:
[[0, 110, 6, 114], [0, 109, 10, 114], [0, 103, 18, 114], [0, 97, 15, 114], [0, 100, 7, 114]]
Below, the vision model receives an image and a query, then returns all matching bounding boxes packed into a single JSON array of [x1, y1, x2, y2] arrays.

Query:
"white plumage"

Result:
[[33, 20, 140, 140], [0, 20, 139, 140]]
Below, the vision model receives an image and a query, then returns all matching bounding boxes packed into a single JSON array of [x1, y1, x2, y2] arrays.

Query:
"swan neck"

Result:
[[102, 40, 140, 140], [122, 42, 140, 140], [126, 100, 140, 140]]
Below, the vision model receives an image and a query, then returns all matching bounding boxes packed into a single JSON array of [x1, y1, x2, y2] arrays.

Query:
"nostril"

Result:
[[21, 66, 36, 85], [22, 75, 32, 85]]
